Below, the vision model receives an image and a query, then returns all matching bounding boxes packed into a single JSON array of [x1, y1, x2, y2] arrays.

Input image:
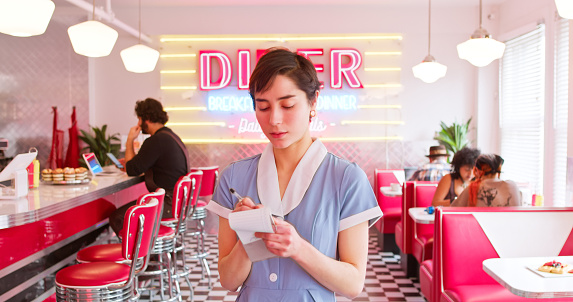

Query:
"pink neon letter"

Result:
[[200, 50, 232, 90], [297, 48, 324, 72], [237, 49, 250, 90], [330, 48, 363, 89]]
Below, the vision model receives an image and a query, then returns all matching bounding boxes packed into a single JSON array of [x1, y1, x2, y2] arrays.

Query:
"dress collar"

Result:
[[257, 139, 328, 216]]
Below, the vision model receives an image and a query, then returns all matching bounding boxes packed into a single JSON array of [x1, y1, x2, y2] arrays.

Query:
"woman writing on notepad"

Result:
[[206, 48, 382, 301]]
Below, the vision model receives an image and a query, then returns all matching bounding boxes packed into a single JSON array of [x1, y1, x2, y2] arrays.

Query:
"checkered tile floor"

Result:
[[138, 230, 425, 302]]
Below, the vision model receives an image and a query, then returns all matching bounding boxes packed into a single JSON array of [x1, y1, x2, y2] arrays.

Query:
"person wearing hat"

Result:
[[408, 145, 451, 181]]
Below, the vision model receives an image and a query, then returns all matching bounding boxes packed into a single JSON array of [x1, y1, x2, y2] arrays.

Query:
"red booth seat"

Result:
[[394, 181, 437, 256], [420, 259, 433, 301], [374, 169, 404, 234], [430, 207, 573, 302]]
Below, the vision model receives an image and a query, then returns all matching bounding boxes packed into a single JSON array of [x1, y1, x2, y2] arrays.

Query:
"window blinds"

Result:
[[500, 24, 545, 194], [553, 18, 569, 206]]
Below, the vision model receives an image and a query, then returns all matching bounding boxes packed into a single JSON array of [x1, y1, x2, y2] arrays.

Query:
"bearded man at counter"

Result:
[[109, 98, 189, 236]]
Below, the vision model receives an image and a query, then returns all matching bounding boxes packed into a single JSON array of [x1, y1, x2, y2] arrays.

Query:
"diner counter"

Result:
[[0, 173, 145, 229], [0, 172, 147, 302]]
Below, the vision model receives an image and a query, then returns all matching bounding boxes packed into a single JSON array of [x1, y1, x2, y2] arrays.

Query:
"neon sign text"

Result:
[[237, 118, 328, 134], [200, 48, 364, 90], [208, 93, 357, 112]]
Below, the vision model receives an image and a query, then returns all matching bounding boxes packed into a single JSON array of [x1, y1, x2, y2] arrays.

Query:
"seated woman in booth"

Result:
[[451, 154, 521, 207], [432, 147, 480, 207]]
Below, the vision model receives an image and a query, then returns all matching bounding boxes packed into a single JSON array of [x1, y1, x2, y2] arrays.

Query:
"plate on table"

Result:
[[42, 178, 91, 185], [526, 263, 573, 278]]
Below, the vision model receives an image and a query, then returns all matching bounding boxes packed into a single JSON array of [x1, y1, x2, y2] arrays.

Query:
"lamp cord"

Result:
[[479, 0, 483, 29], [428, 0, 431, 55], [92, 0, 95, 20], [138, 0, 141, 44]]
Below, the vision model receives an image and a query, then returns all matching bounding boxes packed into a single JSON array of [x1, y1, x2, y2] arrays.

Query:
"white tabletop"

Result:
[[483, 256, 573, 298], [408, 207, 435, 224], [380, 186, 402, 197]]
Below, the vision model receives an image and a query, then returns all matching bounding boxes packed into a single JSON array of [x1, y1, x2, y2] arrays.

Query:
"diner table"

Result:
[[380, 186, 402, 197], [483, 256, 573, 299], [408, 207, 435, 224]]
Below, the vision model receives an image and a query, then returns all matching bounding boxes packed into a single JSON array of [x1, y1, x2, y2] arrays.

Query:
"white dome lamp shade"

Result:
[[457, 0, 505, 67], [67, 0, 118, 58], [413, 55, 447, 84], [555, 0, 573, 19], [68, 20, 118, 57], [0, 0, 55, 37], [120, 44, 160, 73], [412, 0, 447, 83], [120, 0, 159, 73]]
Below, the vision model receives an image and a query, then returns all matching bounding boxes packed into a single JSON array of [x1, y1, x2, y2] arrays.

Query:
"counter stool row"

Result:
[[54, 166, 219, 302]]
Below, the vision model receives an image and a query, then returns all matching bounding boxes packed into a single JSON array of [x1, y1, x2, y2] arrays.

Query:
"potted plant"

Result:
[[434, 118, 472, 158], [78, 125, 121, 167]]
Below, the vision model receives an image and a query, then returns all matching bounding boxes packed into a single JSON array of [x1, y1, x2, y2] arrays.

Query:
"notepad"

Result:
[[228, 207, 277, 262]]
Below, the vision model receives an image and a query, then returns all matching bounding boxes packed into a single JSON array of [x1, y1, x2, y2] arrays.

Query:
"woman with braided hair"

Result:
[[451, 154, 521, 207]]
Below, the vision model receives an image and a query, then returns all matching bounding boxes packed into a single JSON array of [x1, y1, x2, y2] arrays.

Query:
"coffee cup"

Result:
[[390, 183, 401, 191]]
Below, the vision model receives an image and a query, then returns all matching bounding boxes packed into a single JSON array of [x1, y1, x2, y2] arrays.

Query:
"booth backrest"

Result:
[[400, 181, 438, 253], [374, 169, 404, 229], [433, 207, 573, 302], [374, 169, 404, 203]]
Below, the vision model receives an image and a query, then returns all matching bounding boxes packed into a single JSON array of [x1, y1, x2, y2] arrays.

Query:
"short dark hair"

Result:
[[135, 98, 168, 124], [450, 147, 481, 179], [249, 48, 321, 108]]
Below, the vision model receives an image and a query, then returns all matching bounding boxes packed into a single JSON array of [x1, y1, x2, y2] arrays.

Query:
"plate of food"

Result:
[[41, 167, 91, 185], [526, 260, 573, 278]]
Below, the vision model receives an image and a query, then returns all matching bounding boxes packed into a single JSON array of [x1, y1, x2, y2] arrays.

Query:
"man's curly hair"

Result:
[[135, 98, 168, 124]]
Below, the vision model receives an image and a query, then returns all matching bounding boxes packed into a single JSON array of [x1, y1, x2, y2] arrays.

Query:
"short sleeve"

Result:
[[205, 164, 234, 219], [339, 163, 382, 231]]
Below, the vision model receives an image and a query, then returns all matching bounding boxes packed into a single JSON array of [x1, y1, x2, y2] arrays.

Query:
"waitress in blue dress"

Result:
[[206, 48, 382, 301]]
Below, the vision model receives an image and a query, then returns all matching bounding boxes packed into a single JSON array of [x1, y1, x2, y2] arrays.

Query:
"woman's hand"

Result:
[[255, 218, 305, 259], [232, 196, 261, 212]]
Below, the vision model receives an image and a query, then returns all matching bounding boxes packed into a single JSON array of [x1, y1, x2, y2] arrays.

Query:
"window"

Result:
[[499, 25, 545, 195], [553, 18, 569, 206]]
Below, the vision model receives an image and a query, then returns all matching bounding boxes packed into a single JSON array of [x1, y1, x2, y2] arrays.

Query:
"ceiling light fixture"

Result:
[[67, 0, 118, 57], [0, 0, 55, 37], [457, 0, 505, 67], [555, 0, 573, 19], [412, 0, 447, 83], [120, 0, 159, 73]]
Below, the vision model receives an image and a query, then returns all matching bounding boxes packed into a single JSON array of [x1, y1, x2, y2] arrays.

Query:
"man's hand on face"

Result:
[[127, 125, 141, 142]]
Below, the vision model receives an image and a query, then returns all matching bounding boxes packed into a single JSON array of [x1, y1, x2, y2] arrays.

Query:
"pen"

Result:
[[230, 188, 277, 233], [229, 188, 243, 201]]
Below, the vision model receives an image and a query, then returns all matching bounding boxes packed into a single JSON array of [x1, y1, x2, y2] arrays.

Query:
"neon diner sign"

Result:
[[199, 48, 364, 90]]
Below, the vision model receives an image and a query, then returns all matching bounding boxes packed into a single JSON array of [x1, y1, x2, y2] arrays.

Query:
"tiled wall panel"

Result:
[[0, 15, 89, 167]]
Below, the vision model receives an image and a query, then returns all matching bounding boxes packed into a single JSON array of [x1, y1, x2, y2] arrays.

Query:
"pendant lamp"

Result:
[[412, 0, 447, 83], [120, 0, 159, 73], [555, 0, 573, 19], [0, 0, 55, 37], [67, 0, 118, 57], [457, 0, 505, 67]]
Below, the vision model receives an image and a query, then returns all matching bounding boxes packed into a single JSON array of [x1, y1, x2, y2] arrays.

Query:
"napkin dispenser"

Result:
[[0, 152, 37, 199]]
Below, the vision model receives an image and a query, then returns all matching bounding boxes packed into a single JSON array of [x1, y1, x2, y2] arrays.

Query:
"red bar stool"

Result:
[[163, 170, 203, 296], [76, 189, 166, 264], [137, 182, 186, 301], [189, 166, 218, 288], [55, 198, 159, 302], [76, 189, 181, 301]]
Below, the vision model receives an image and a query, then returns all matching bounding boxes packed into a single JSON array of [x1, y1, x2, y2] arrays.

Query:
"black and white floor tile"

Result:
[[139, 230, 425, 302]]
